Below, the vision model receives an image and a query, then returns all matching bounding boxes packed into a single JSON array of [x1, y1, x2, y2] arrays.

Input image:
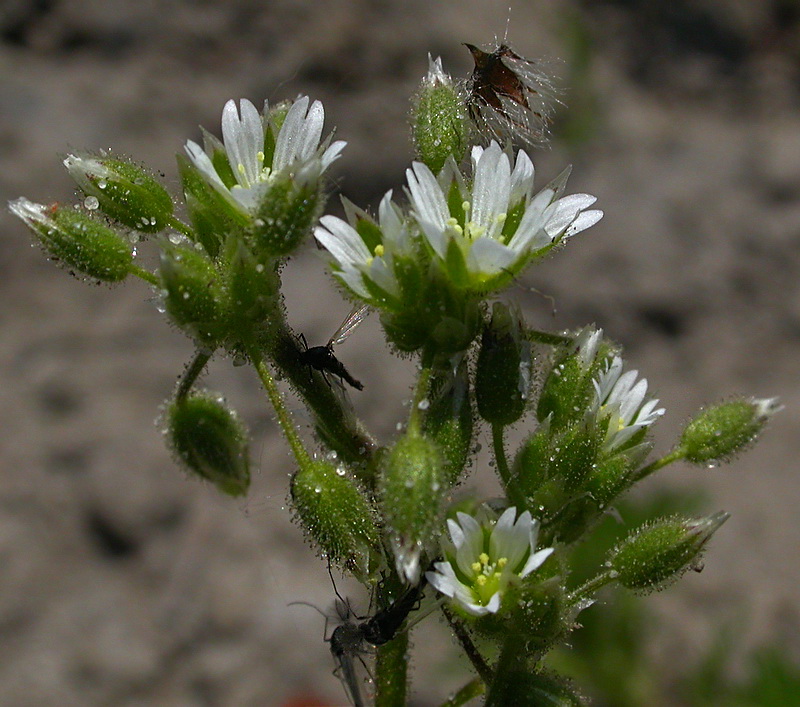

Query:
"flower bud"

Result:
[[608, 512, 730, 593], [9, 198, 132, 282], [476, 303, 532, 426], [380, 431, 446, 583], [159, 244, 226, 347], [537, 326, 609, 429], [679, 397, 782, 465], [247, 177, 321, 258], [411, 55, 469, 173], [290, 460, 379, 578], [177, 153, 246, 258], [167, 393, 250, 497], [422, 359, 473, 485], [64, 154, 173, 233]]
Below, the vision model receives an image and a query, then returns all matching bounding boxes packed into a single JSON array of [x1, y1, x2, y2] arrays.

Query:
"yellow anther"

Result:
[[257, 151, 265, 164], [478, 552, 490, 566], [497, 557, 508, 569], [476, 575, 487, 586], [495, 213, 507, 224], [462, 200, 471, 213], [237, 163, 247, 176], [472, 561, 482, 573], [374, 244, 384, 257]]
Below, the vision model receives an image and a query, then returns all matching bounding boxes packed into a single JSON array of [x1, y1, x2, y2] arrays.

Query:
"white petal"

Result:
[[471, 143, 510, 239], [337, 266, 370, 299], [320, 139, 347, 172], [490, 509, 530, 571], [545, 193, 597, 237], [315, 215, 371, 265], [519, 547, 554, 577], [564, 209, 603, 238], [467, 237, 517, 276], [222, 99, 263, 188], [273, 96, 312, 171], [447, 518, 465, 548], [407, 162, 449, 232], [509, 149, 535, 203]]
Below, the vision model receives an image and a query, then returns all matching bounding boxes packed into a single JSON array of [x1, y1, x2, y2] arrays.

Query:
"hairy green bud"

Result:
[[160, 244, 226, 347], [291, 460, 379, 578], [609, 512, 729, 593], [476, 303, 532, 426], [411, 55, 469, 173], [679, 397, 781, 465], [64, 154, 173, 233], [380, 431, 446, 583], [10, 198, 133, 282], [167, 393, 250, 497]]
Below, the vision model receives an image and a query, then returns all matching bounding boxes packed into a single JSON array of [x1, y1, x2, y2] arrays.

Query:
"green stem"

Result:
[[129, 264, 160, 286], [437, 678, 485, 707], [249, 348, 311, 467], [167, 216, 194, 239], [375, 631, 408, 707], [525, 329, 572, 347], [175, 349, 212, 401], [567, 570, 616, 604], [491, 423, 511, 486], [407, 364, 433, 435], [441, 605, 492, 685], [633, 448, 685, 483]]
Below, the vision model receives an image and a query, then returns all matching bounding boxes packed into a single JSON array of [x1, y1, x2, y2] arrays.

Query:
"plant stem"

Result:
[[129, 263, 160, 286], [441, 605, 492, 685], [633, 448, 684, 483], [408, 364, 433, 434], [175, 349, 212, 401], [375, 631, 408, 707], [249, 348, 311, 467], [491, 423, 511, 486], [567, 570, 616, 604], [167, 216, 195, 239], [437, 678, 485, 707]]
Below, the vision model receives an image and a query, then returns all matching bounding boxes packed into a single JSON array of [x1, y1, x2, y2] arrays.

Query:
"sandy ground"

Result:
[[1, 1, 798, 705]]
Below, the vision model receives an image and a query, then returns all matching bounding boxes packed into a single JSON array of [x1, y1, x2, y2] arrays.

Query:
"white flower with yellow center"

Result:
[[426, 507, 553, 616], [185, 96, 345, 214], [593, 356, 665, 451], [406, 140, 602, 291]]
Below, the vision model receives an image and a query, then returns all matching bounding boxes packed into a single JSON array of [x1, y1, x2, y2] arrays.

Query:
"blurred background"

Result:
[[1, 0, 799, 705]]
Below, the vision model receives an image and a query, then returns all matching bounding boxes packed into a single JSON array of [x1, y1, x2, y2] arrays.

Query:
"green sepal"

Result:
[[248, 177, 321, 258], [64, 154, 173, 233], [511, 420, 552, 498], [679, 397, 780, 465], [11, 200, 133, 282], [160, 243, 226, 347], [167, 393, 250, 497], [487, 669, 586, 707], [444, 238, 470, 289], [177, 153, 246, 258], [608, 512, 730, 594], [290, 460, 380, 579]]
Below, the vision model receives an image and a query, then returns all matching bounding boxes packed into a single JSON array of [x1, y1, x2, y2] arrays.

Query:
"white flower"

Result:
[[314, 190, 409, 303], [406, 141, 602, 290], [593, 356, 665, 451], [185, 96, 345, 215], [426, 507, 553, 616]]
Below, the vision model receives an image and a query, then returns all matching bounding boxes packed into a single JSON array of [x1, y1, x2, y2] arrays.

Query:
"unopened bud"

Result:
[[609, 512, 730, 593], [167, 393, 250, 497], [9, 198, 132, 282], [291, 460, 379, 578], [160, 244, 226, 347], [64, 154, 173, 233], [380, 431, 446, 583], [476, 302, 532, 426], [679, 397, 782, 465], [411, 55, 469, 173]]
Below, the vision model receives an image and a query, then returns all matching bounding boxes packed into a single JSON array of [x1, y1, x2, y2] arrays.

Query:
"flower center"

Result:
[[232, 151, 271, 191], [470, 552, 509, 605]]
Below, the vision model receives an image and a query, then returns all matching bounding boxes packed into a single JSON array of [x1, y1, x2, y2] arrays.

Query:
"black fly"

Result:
[[297, 305, 369, 391]]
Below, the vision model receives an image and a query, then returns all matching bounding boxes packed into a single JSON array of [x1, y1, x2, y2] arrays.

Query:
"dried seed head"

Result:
[[465, 43, 559, 149]]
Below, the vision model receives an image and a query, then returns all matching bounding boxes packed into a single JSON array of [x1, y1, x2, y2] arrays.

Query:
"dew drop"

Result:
[[84, 196, 99, 210], [417, 399, 430, 411]]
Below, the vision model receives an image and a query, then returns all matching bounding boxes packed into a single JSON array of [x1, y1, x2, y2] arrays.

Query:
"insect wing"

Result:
[[329, 304, 371, 347]]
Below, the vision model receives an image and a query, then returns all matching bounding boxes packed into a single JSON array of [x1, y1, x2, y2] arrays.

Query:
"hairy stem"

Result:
[[375, 631, 408, 707], [175, 349, 212, 401], [442, 605, 492, 685], [129, 263, 160, 286], [437, 678, 485, 707]]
